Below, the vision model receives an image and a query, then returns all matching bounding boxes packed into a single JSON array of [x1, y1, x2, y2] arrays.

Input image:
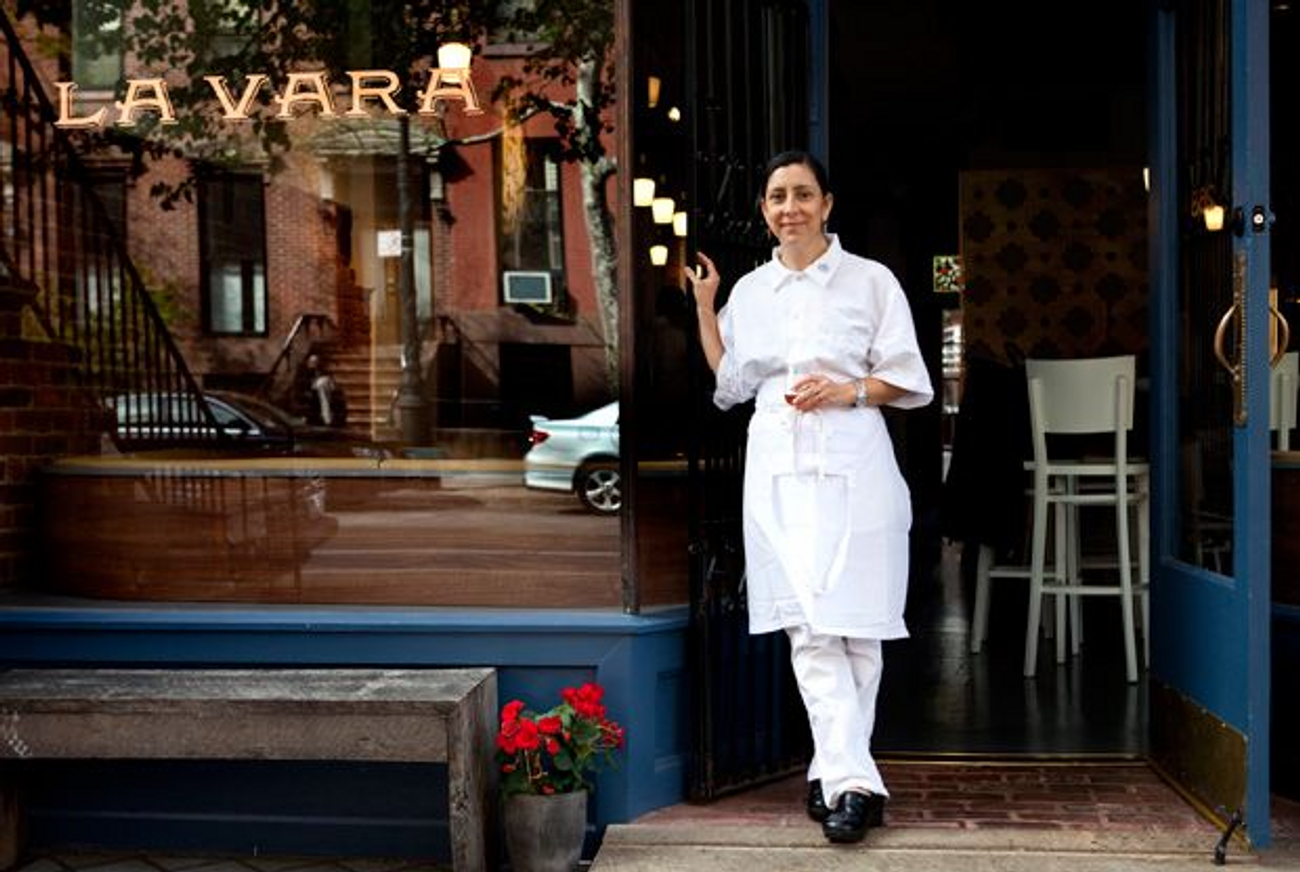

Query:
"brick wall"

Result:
[[129, 157, 345, 379], [264, 161, 343, 343], [0, 282, 104, 588]]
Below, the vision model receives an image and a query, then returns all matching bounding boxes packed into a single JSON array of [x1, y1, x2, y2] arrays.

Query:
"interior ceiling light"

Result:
[[633, 177, 655, 207], [651, 196, 675, 224], [672, 211, 688, 237]]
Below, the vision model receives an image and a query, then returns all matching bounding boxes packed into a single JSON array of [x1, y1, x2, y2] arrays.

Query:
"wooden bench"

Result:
[[0, 667, 497, 872]]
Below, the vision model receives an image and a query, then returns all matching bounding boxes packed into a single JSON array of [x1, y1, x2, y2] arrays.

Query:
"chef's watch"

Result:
[[854, 378, 869, 408]]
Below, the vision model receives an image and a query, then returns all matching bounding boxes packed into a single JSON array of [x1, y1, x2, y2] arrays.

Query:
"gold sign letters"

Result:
[[55, 67, 482, 129]]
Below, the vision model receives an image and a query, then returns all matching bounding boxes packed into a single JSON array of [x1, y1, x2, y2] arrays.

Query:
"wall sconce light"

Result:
[[633, 177, 656, 207], [647, 76, 661, 109], [672, 211, 688, 237], [667, 106, 682, 123], [436, 42, 473, 81], [1142, 167, 1150, 193], [422, 41, 482, 114], [1190, 186, 1225, 232], [649, 245, 669, 266], [651, 196, 675, 224], [1203, 202, 1227, 232]]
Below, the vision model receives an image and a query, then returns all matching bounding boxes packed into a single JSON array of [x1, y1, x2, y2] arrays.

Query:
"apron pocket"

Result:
[[771, 472, 851, 597]]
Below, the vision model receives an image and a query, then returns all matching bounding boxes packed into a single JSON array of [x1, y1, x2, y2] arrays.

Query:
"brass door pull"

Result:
[[1213, 303, 1238, 376], [1270, 301, 1290, 368], [1212, 259, 1292, 426]]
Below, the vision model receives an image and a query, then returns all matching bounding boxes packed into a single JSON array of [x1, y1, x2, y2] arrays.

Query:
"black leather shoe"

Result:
[[806, 779, 831, 822], [822, 791, 885, 843]]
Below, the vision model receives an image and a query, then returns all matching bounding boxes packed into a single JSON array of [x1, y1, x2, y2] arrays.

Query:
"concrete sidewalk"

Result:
[[592, 825, 1300, 870], [591, 762, 1300, 871]]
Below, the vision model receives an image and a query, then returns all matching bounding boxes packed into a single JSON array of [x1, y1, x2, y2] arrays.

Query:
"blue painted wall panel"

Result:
[[27, 761, 450, 859], [0, 604, 689, 858]]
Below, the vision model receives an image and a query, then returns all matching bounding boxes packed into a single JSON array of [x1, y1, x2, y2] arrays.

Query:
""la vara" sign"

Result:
[[55, 67, 481, 128]]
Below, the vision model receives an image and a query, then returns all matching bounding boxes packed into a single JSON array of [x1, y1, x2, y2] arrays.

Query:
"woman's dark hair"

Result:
[[759, 150, 832, 201]]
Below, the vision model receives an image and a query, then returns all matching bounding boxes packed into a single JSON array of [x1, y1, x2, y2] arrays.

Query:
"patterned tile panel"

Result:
[[959, 168, 1149, 366]]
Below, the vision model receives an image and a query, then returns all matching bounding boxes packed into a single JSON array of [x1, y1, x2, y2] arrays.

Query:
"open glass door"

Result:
[[1149, 0, 1274, 846]]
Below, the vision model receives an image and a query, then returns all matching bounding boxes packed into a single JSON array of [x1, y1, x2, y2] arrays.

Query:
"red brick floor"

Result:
[[635, 759, 1300, 839]]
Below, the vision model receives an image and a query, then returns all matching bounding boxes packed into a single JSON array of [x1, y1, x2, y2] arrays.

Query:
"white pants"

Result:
[[786, 625, 887, 806]]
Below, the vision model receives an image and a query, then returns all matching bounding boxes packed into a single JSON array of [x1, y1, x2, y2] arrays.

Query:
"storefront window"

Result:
[[199, 173, 268, 336], [499, 137, 563, 272], [193, 0, 256, 61], [8, 0, 635, 610], [489, 0, 545, 45], [71, 3, 122, 92]]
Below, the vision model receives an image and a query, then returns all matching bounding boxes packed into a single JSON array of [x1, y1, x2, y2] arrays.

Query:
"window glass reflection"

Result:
[[21, 0, 624, 608]]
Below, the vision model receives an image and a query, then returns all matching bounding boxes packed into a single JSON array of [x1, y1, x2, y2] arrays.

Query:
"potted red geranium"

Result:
[[496, 682, 625, 872]]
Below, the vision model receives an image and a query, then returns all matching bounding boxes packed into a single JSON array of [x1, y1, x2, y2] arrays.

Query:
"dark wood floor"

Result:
[[875, 540, 1146, 757]]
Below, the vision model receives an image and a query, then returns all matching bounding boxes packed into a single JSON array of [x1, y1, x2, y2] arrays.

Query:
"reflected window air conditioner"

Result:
[[502, 271, 554, 305]]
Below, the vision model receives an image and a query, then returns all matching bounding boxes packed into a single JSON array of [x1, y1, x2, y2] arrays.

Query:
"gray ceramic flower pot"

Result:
[[503, 790, 588, 872]]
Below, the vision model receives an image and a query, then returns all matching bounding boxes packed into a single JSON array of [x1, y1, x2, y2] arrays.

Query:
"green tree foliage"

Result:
[[18, 0, 493, 204]]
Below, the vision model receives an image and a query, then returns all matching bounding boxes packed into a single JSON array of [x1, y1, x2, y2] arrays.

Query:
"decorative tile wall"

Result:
[[958, 169, 1149, 366]]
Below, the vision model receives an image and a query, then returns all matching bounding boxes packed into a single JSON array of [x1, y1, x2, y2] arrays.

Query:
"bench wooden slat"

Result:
[[3, 712, 450, 761], [0, 668, 489, 708]]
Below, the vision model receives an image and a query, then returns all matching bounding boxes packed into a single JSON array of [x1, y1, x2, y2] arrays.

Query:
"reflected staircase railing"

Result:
[[261, 311, 336, 411], [0, 10, 220, 446]]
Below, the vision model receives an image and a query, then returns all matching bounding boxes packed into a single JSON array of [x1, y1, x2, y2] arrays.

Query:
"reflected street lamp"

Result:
[[394, 114, 427, 445], [394, 41, 476, 446]]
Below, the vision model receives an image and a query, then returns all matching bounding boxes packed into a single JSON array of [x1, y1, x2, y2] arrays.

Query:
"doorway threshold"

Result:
[[631, 760, 1213, 833]]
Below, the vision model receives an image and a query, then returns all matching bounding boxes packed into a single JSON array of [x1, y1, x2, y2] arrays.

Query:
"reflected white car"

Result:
[[523, 402, 620, 514]]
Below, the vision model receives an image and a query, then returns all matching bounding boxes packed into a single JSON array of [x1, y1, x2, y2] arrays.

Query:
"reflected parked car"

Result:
[[109, 390, 391, 459], [524, 402, 620, 514]]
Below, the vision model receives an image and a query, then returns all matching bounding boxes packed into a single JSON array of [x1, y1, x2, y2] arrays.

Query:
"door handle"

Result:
[[1271, 299, 1290, 368], [1212, 253, 1250, 425], [1213, 300, 1246, 425], [1211, 258, 1290, 422], [1213, 302, 1238, 375]]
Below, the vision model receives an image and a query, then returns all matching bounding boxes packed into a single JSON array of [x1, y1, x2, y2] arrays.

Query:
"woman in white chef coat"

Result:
[[685, 150, 932, 844]]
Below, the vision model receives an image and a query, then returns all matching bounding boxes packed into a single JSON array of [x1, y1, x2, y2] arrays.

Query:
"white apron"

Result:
[[743, 379, 912, 639]]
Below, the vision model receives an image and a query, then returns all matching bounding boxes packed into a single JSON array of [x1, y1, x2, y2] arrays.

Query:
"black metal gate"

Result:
[[682, 0, 815, 802]]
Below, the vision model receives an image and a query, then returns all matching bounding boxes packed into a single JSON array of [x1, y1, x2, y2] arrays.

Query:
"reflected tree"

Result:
[[493, 0, 619, 393]]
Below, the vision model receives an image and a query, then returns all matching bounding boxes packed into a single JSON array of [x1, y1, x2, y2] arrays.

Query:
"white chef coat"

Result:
[[713, 235, 933, 638]]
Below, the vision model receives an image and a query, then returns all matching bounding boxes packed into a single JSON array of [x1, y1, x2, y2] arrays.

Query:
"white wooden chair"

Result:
[[969, 487, 1064, 656], [1022, 355, 1150, 684], [1272, 351, 1299, 450]]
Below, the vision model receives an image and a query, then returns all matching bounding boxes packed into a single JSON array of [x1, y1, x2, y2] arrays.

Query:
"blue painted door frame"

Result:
[[1149, 0, 1272, 846]]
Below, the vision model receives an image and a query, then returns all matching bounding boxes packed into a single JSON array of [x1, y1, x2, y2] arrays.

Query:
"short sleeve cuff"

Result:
[[713, 350, 746, 410]]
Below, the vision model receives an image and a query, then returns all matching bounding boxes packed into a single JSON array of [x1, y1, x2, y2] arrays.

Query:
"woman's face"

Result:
[[761, 162, 833, 247]]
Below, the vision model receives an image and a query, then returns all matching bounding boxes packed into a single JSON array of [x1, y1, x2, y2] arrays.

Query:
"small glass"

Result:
[[784, 364, 806, 405]]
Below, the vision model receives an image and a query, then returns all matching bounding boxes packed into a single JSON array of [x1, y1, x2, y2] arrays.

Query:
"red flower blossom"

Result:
[[515, 717, 540, 751], [562, 682, 606, 720], [500, 699, 525, 724], [496, 682, 625, 798], [496, 719, 522, 754]]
